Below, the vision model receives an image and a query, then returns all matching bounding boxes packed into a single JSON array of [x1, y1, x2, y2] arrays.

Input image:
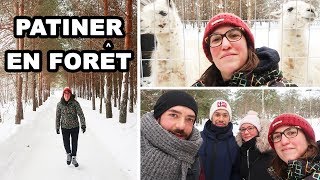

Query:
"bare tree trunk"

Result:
[[120, 0, 133, 123], [15, 74, 23, 124], [103, 0, 113, 118], [19, 0, 24, 119], [87, 74, 90, 100], [24, 73, 28, 103], [104, 0, 108, 15], [99, 74, 104, 114], [91, 73, 95, 110], [105, 74, 113, 118], [38, 72, 42, 106], [119, 73, 128, 123], [129, 65, 134, 113], [72, 74, 76, 91], [113, 72, 118, 107], [15, 1, 24, 124], [118, 72, 122, 108], [32, 73, 37, 111]]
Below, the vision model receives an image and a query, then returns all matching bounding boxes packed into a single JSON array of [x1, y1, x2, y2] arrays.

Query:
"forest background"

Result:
[[0, 0, 137, 124], [140, 89, 320, 123]]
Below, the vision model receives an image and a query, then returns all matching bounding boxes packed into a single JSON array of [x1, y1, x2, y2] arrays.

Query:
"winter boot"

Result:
[[71, 156, 79, 167], [66, 153, 71, 165]]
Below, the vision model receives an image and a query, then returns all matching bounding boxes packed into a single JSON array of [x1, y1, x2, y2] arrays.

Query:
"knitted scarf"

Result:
[[141, 112, 203, 180], [268, 157, 320, 180]]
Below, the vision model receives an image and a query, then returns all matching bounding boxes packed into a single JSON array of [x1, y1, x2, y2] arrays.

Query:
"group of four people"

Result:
[[141, 90, 320, 180]]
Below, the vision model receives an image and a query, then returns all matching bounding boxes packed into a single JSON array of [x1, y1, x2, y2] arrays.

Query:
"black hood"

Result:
[[253, 46, 280, 73]]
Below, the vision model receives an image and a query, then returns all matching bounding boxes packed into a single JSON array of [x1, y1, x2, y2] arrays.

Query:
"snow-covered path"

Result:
[[0, 95, 137, 180]]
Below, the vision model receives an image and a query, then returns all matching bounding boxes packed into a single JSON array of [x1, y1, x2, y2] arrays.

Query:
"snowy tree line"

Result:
[[141, 89, 320, 123], [0, 0, 137, 124], [173, 0, 320, 26]]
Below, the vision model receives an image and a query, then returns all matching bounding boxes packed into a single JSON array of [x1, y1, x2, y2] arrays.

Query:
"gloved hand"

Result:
[[56, 129, 60, 134], [81, 125, 86, 133]]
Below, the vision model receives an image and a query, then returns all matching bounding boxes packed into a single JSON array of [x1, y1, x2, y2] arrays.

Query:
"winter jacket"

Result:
[[187, 155, 200, 180], [235, 120, 274, 180], [268, 141, 320, 180], [56, 94, 86, 130], [198, 120, 240, 180], [192, 46, 297, 87]]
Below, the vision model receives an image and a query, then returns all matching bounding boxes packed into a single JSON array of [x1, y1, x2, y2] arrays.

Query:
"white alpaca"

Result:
[[272, 1, 317, 86], [140, 0, 210, 87]]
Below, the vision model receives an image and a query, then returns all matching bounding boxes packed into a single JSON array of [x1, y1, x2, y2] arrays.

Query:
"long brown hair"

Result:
[[270, 139, 319, 178], [198, 48, 259, 86]]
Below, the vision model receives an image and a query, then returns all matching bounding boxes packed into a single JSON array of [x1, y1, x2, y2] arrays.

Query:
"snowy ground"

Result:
[[0, 92, 138, 180]]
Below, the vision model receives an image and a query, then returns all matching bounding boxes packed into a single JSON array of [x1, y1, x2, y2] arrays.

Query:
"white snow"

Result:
[[0, 91, 138, 180]]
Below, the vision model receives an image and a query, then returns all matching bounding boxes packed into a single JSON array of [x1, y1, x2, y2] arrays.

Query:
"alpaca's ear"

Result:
[[167, 0, 172, 8]]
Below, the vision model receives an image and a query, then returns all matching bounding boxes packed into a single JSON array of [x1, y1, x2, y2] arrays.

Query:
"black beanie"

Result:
[[153, 90, 198, 119]]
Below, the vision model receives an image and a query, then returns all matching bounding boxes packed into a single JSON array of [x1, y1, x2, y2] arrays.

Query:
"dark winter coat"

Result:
[[236, 120, 274, 180], [56, 94, 86, 130], [198, 120, 240, 180], [192, 46, 297, 87], [187, 156, 200, 180]]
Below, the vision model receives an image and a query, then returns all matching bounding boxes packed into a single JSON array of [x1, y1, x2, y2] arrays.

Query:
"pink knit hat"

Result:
[[268, 113, 315, 149], [203, 13, 255, 63], [239, 110, 261, 132]]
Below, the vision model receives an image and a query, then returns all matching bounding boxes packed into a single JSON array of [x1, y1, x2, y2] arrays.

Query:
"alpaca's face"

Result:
[[280, 1, 317, 29], [140, 0, 180, 35]]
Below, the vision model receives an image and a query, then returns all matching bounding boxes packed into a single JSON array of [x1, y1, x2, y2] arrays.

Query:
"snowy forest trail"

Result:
[[0, 95, 133, 180]]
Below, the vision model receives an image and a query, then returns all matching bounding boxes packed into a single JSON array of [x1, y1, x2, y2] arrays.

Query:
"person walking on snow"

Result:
[[56, 87, 86, 167]]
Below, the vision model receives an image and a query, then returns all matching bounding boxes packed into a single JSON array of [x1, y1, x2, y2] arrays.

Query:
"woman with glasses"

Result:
[[193, 13, 296, 87], [267, 113, 320, 179], [235, 110, 273, 180], [56, 87, 86, 167]]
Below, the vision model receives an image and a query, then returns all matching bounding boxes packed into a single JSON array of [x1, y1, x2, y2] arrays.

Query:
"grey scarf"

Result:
[[141, 112, 203, 180]]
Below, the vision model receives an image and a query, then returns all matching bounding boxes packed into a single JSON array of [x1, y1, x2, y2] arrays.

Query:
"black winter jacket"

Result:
[[236, 120, 274, 180], [239, 138, 274, 180]]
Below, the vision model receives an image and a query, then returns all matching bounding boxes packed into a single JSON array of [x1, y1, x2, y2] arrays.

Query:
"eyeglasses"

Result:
[[239, 126, 256, 133], [64, 92, 70, 95], [205, 27, 244, 48], [270, 126, 300, 143]]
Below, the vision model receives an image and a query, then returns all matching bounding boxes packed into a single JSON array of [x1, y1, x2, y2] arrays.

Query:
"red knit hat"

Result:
[[268, 113, 315, 149], [203, 13, 255, 63], [63, 87, 72, 95]]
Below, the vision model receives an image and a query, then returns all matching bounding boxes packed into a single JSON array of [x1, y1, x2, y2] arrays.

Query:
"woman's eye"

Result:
[[211, 36, 221, 43]]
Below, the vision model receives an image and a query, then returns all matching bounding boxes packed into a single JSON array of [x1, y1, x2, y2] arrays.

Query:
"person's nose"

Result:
[[175, 118, 186, 130], [217, 115, 224, 121], [243, 129, 250, 134], [280, 134, 290, 145], [221, 36, 232, 49]]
